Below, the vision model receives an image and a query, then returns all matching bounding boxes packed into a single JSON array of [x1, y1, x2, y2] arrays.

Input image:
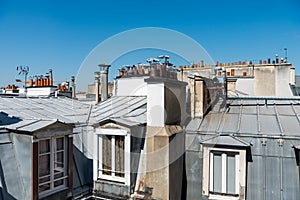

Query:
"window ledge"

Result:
[[96, 178, 126, 186], [209, 194, 239, 200], [39, 185, 69, 199]]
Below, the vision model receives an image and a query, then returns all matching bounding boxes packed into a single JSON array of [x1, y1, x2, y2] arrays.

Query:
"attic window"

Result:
[[201, 135, 250, 200], [38, 136, 68, 195], [203, 147, 246, 200], [94, 128, 130, 184], [209, 151, 239, 197]]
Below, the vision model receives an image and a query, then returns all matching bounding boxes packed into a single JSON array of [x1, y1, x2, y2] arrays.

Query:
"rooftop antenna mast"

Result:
[[280, 48, 288, 62], [16, 65, 29, 95], [284, 48, 288, 62]]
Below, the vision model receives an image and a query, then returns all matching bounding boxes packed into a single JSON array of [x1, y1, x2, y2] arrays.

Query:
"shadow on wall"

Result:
[[73, 145, 93, 197], [0, 161, 17, 200]]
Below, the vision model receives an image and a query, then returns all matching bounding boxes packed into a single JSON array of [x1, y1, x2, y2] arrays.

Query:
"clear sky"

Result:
[[0, 0, 299, 91]]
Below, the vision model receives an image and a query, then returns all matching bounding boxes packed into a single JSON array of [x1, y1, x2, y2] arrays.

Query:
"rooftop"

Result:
[[187, 98, 300, 137]]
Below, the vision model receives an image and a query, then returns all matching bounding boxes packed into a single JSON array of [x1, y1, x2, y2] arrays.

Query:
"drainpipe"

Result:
[[94, 72, 100, 104], [98, 63, 111, 102], [71, 76, 76, 99]]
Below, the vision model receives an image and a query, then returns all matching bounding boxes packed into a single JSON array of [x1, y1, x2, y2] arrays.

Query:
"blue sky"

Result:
[[0, 0, 299, 91]]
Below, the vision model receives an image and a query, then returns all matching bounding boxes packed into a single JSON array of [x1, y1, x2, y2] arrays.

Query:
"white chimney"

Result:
[[98, 63, 111, 102], [94, 72, 100, 103]]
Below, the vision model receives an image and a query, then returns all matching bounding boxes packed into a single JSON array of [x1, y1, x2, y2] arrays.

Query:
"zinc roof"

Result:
[[0, 97, 91, 125], [188, 98, 300, 136], [91, 96, 147, 126], [5, 119, 65, 133]]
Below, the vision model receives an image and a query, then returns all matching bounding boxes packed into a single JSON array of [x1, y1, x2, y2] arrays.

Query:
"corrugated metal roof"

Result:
[[91, 96, 147, 126], [188, 99, 300, 136]]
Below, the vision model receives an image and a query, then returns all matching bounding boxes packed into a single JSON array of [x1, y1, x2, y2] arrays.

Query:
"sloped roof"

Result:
[[6, 119, 71, 133], [200, 135, 250, 147], [91, 96, 147, 126], [188, 98, 300, 136], [0, 97, 91, 125]]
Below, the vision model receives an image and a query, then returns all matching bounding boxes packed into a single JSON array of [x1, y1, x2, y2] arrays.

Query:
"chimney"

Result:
[[98, 63, 111, 102], [200, 60, 204, 68], [268, 58, 271, 64], [71, 76, 76, 98], [29, 79, 33, 87], [290, 66, 295, 85], [188, 76, 212, 118], [138, 63, 143, 75], [49, 69, 53, 86], [94, 72, 100, 103], [118, 68, 125, 77], [41, 78, 45, 87], [276, 54, 279, 64], [132, 65, 137, 75], [45, 77, 48, 86], [35, 76, 38, 87], [144, 65, 149, 74]]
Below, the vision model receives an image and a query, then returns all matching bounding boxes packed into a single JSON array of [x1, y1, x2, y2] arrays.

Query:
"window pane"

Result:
[[227, 154, 236, 194], [54, 179, 64, 187], [54, 151, 64, 170], [102, 135, 112, 175], [38, 136, 67, 194], [56, 137, 64, 151], [115, 136, 125, 177], [39, 155, 50, 177], [39, 183, 50, 193], [39, 139, 50, 154], [213, 153, 222, 193]]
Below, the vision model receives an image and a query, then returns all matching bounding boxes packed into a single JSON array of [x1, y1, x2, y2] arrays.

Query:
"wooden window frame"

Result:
[[37, 136, 69, 198]]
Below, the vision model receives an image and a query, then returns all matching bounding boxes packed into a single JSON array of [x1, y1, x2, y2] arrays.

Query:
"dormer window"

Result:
[[38, 136, 68, 196], [201, 135, 251, 200], [94, 128, 130, 185]]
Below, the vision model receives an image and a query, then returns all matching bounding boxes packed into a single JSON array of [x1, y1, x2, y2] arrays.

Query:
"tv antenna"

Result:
[[16, 65, 29, 94], [280, 48, 288, 62], [283, 48, 288, 62]]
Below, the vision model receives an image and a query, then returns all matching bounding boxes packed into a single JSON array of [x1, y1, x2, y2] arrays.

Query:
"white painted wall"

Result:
[[26, 87, 57, 97], [116, 77, 148, 96], [275, 65, 293, 96], [236, 79, 254, 96], [147, 82, 165, 127]]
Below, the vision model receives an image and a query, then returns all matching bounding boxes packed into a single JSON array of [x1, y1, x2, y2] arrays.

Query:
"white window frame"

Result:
[[93, 128, 130, 185], [202, 147, 246, 200], [38, 136, 68, 198]]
